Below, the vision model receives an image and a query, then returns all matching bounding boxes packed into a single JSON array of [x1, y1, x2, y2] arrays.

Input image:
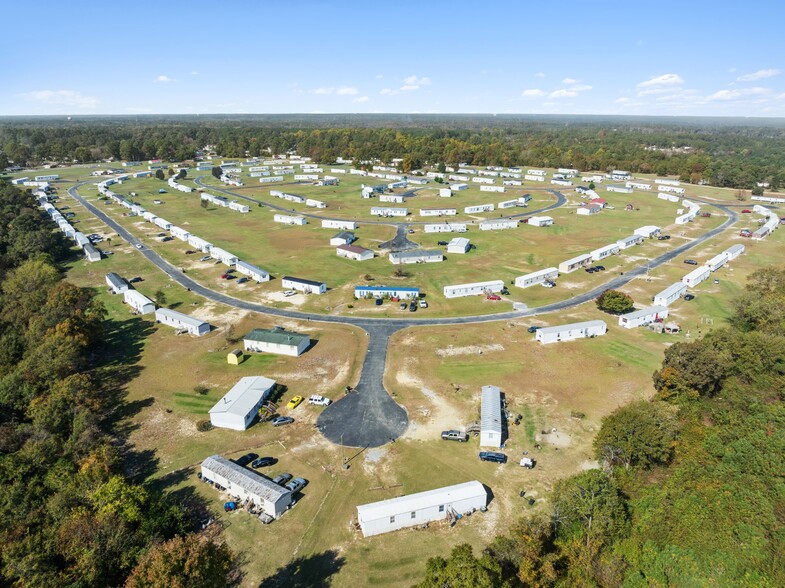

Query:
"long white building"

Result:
[[209, 376, 277, 431], [535, 320, 607, 344], [322, 219, 357, 230], [124, 290, 155, 314], [618, 306, 669, 329], [235, 260, 270, 282], [443, 280, 504, 298], [479, 219, 518, 231], [514, 267, 558, 288], [682, 266, 711, 288], [480, 385, 503, 448], [155, 308, 211, 336], [424, 223, 467, 233], [653, 282, 688, 307]]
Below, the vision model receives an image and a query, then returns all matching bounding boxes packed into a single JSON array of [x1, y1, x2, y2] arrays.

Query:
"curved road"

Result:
[[68, 182, 737, 447]]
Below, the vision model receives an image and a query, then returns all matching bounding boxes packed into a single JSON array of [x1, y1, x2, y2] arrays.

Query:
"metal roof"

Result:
[[105, 272, 126, 288], [124, 290, 153, 306], [244, 327, 309, 347], [337, 244, 372, 255], [447, 237, 470, 248], [481, 385, 502, 436], [390, 249, 443, 261], [201, 455, 290, 503], [354, 285, 420, 293], [155, 308, 208, 328], [357, 481, 486, 522], [331, 231, 355, 241], [209, 376, 276, 419], [235, 260, 269, 277], [282, 276, 325, 287], [655, 282, 687, 299], [537, 320, 607, 336], [622, 306, 668, 320]]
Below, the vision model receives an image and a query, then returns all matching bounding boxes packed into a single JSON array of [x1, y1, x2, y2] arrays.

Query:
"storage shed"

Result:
[[527, 216, 553, 227], [243, 327, 310, 357], [618, 306, 669, 329], [356, 480, 487, 537], [330, 232, 356, 246], [535, 320, 607, 344], [480, 385, 503, 448], [208, 376, 277, 431], [201, 455, 291, 518], [155, 308, 211, 336]]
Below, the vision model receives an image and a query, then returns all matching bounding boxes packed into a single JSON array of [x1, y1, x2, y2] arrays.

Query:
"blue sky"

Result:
[[2, 0, 784, 117]]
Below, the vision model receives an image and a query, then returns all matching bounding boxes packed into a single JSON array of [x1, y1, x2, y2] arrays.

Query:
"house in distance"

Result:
[[243, 327, 311, 357]]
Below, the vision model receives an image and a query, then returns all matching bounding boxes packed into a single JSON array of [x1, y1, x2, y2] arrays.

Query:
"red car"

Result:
[[486, 294, 502, 301], [741, 209, 752, 213], [220, 273, 229, 279]]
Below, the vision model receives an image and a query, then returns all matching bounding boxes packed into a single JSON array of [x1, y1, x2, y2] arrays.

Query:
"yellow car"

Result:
[[286, 395, 304, 410]]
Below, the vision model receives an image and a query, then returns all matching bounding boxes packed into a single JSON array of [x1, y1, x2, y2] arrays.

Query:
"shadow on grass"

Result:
[[257, 550, 346, 588]]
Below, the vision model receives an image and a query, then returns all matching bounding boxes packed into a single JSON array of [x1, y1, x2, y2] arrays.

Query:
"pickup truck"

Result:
[[308, 395, 332, 406], [441, 430, 469, 442]]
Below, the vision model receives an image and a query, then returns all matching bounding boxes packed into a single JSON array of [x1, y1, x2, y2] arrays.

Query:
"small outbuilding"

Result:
[[227, 349, 244, 365]]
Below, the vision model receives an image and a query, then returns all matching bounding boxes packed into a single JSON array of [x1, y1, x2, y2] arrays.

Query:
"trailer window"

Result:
[[411, 512, 416, 519], [439, 505, 444, 512]]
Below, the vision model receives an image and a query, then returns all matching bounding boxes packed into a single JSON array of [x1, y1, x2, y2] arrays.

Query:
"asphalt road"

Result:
[[68, 183, 737, 448]]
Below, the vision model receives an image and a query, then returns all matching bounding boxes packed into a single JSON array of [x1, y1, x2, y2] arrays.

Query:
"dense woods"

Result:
[[2, 114, 785, 190], [0, 183, 234, 587], [416, 265, 785, 587]]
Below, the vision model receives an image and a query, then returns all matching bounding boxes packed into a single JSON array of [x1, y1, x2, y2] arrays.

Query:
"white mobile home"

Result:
[[274, 214, 307, 226], [356, 480, 487, 538], [201, 455, 291, 519], [479, 219, 518, 230], [229, 201, 250, 213], [379, 194, 405, 203], [243, 327, 310, 357], [479, 185, 505, 193], [155, 308, 210, 336], [480, 385, 503, 448], [514, 267, 559, 288], [659, 185, 685, 195], [472, 177, 494, 184], [281, 276, 327, 294], [337, 244, 374, 261], [446, 237, 471, 254], [590, 243, 620, 261], [321, 219, 357, 230], [464, 204, 495, 214], [451, 183, 469, 191], [535, 320, 607, 344], [706, 252, 730, 272], [389, 250, 444, 265], [439, 188, 452, 197], [551, 179, 573, 187], [616, 235, 643, 250], [354, 285, 420, 300], [209, 246, 239, 266], [306, 198, 326, 208], [74, 232, 90, 247], [558, 253, 592, 273], [424, 223, 467, 233], [682, 266, 711, 288], [618, 306, 669, 329], [655, 178, 681, 186], [188, 235, 213, 252], [527, 169, 546, 176], [524, 174, 545, 182], [634, 225, 660, 238], [105, 272, 129, 294], [420, 208, 457, 217], [124, 290, 155, 314], [83, 243, 101, 262], [235, 260, 270, 283], [153, 217, 172, 230], [653, 282, 688, 307], [259, 176, 284, 184], [497, 199, 520, 209], [170, 226, 190, 241], [626, 182, 652, 191], [723, 244, 744, 261], [607, 184, 633, 194], [527, 216, 553, 227], [443, 280, 504, 298], [330, 232, 355, 246], [371, 207, 408, 217]]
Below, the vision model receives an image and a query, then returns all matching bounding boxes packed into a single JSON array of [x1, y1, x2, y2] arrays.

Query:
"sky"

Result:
[[2, 0, 785, 117]]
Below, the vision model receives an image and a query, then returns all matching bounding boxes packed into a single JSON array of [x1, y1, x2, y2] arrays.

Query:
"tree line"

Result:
[[415, 265, 785, 587], [1, 115, 785, 190], [0, 182, 235, 587]]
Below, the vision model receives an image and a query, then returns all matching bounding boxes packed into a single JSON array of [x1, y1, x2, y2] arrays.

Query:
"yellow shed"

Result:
[[227, 349, 244, 365]]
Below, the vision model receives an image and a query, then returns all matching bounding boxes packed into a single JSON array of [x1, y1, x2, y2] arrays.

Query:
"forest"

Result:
[[0, 183, 236, 587], [1, 114, 785, 190], [415, 266, 785, 587]]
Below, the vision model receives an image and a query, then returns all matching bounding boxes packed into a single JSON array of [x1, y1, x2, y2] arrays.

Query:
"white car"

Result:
[[283, 290, 297, 297], [419, 299, 428, 308], [308, 395, 331, 406], [135, 244, 143, 249]]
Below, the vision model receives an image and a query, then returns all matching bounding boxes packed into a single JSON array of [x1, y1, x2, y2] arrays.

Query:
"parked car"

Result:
[[283, 290, 297, 297], [286, 396, 304, 409], [437, 240, 449, 246], [272, 473, 292, 486], [220, 273, 230, 279], [308, 395, 332, 406], [684, 259, 699, 265], [271, 416, 294, 426], [129, 276, 143, 283], [251, 456, 276, 468], [741, 209, 752, 213], [479, 451, 507, 464], [487, 294, 501, 301], [657, 234, 671, 240], [739, 229, 752, 237], [237, 277, 248, 284], [585, 267, 596, 273], [543, 280, 556, 288], [375, 297, 383, 306], [409, 301, 417, 312], [400, 302, 407, 310], [684, 294, 695, 301], [408, 229, 415, 234], [441, 430, 469, 442], [285, 477, 308, 493], [235, 453, 258, 467], [419, 299, 428, 308], [714, 279, 720, 284], [185, 250, 195, 255], [199, 255, 212, 262], [595, 265, 605, 271], [520, 457, 536, 469], [527, 325, 541, 333]]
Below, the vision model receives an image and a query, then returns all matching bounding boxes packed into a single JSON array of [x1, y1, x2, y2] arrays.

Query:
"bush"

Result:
[[193, 385, 209, 396], [196, 419, 213, 432]]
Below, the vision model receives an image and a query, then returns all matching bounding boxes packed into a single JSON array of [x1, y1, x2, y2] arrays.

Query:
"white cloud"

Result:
[[400, 85, 420, 92], [314, 87, 333, 94], [19, 89, 98, 109], [571, 84, 593, 92], [736, 68, 780, 82], [637, 73, 684, 88], [402, 75, 431, 86], [380, 88, 395, 95], [535, 72, 545, 78], [522, 89, 545, 97], [549, 89, 578, 98], [707, 87, 771, 101], [155, 75, 176, 83], [562, 78, 578, 85], [353, 96, 369, 103], [336, 86, 359, 95]]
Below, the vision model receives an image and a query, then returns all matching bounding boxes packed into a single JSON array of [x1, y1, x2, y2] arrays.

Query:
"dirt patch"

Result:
[[435, 343, 505, 357], [397, 368, 466, 441], [262, 290, 306, 305]]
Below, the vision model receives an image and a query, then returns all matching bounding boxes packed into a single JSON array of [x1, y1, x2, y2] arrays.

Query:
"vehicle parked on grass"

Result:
[[441, 430, 468, 442], [684, 294, 695, 301], [308, 395, 332, 406], [741, 209, 752, 213], [595, 265, 605, 271], [479, 451, 507, 463], [409, 301, 417, 312], [657, 234, 671, 240], [437, 240, 449, 246], [684, 259, 699, 265], [199, 255, 212, 261], [272, 473, 292, 486], [284, 290, 297, 297], [419, 299, 428, 308], [235, 453, 258, 467], [129, 276, 143, 283], [237, 277, 248, 284], [375, 297, 383, 306], [486, 294, 501, 301], [286, 396, 304, 409], [285, 477, 308, 493], [271, 416, 294, 426], [527, 325, 541, 333], [251, 456, 276, 468], [400, 302, 407, 310], [185, 250, 195, 255]]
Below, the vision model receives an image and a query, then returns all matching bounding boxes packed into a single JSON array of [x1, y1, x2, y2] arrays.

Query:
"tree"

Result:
[[588, 181, 596, 190], [437, 161, 447, 173], [415, 544, 510, 588], [596, 289, 634, 314], [126, 534, 235, 588], [652, 338, 727, 400], [168, 168, 175, 177], [155, 169, 165, 181], [751, 185, 764, 196], [593, 401, 676, 469], [153, 290, 167, 307], [176, 168, 187, 180], [211, 166, 223, 179]]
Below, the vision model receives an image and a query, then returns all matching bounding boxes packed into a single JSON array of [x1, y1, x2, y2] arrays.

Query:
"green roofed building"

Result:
[[243, 327, 311, 357]]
